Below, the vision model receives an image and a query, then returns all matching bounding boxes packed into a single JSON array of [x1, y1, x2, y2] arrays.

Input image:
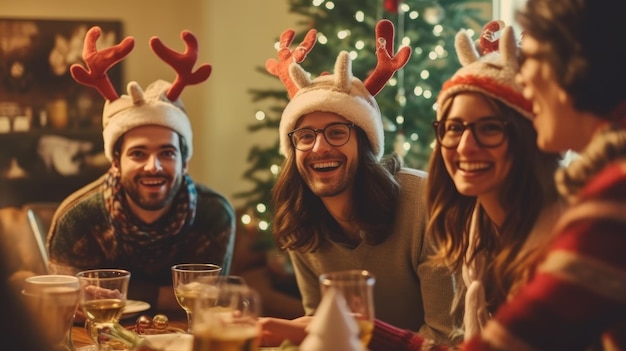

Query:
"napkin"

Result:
[[300, 287, 362, 351]]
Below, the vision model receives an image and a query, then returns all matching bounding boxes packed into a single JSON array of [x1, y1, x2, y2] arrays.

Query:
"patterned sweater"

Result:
[[369, 127, 626, 351], [47, 174, 236, 306]]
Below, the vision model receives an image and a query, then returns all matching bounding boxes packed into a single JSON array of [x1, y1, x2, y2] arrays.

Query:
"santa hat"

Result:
[[70, 26, 212, 162], [267, 20, 411, 161], [436, 20, 532, 121]]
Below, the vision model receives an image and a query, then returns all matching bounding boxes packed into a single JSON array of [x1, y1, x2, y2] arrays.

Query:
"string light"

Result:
[[254, 110, 265, 121], [240, 213, 251, 225], [337, 29, 350, 40], [270, 164, 280, 176], [355, 11, 365, 22], [414, 86, 423, 96], [258, 221, 269, 231]]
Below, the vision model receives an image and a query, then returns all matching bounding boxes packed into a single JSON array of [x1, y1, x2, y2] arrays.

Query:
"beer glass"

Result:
[[22, 275, 80, 351], [319, 270, 375, 348], [192, 282, 261, 351]]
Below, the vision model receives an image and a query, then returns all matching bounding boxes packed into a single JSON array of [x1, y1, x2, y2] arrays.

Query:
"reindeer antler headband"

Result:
[[70, 26, 212, 162], [267, 19, 411, 160], [436, 20, 532, 121]]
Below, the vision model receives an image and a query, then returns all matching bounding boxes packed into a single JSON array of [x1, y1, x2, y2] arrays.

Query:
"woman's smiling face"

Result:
[[441, 92, 512, 200]]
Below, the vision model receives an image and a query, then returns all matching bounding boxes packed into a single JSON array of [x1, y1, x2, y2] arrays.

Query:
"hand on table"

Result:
[[258, 316, 313, 347]]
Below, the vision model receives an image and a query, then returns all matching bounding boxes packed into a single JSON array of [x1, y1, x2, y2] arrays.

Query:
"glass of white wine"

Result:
[[76, 269, 131, 351], [192, 281, 261, 351], [171, 263, 222, 333], [319, 270, 376, 349]]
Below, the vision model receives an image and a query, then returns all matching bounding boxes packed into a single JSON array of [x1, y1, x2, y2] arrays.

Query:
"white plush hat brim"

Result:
[[102, 98, 193, 161], [280, 88, 384, 160]]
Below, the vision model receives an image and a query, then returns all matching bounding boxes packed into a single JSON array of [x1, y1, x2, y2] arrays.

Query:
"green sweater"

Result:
[[289, 168, 457, 344]]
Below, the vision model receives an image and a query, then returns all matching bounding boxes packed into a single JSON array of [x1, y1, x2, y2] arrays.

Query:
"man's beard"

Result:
[[122, 174, 183, 211]]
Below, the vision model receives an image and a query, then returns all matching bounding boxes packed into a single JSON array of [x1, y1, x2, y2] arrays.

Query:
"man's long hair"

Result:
[[272, 127, 401, 252]]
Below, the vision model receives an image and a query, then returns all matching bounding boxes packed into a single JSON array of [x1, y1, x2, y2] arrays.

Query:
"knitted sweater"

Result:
[[369, 128, 626, 351], [47, 174, 236, 306], [289, 168, 457, 344]]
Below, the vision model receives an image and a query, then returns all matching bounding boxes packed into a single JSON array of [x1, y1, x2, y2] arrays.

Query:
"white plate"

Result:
[[142, 333, 192, 351], [122, 299, 151, 319]]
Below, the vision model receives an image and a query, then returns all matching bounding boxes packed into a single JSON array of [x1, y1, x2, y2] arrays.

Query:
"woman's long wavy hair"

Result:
[[272, 127, 402, 252], [427, 94, 562, 314]]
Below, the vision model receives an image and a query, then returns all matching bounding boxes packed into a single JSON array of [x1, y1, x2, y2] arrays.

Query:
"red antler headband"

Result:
[[70, 26, 212, 162], [268, 19, 411, 160]]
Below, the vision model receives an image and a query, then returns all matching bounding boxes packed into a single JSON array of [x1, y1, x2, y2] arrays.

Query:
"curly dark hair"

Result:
[[516, 0, 626, 117]]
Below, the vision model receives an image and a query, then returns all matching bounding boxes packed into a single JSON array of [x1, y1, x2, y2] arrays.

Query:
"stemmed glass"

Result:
[[76, 269, 131, 351], [171, 263, 222, 333]]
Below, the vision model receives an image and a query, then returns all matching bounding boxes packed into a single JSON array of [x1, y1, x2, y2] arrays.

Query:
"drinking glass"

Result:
[[22, 275, 80, 351], [76, 269, 131, 351], [319, 270, 375, 348], [171, 263, 222, 333], [192, 282, 261, 351]]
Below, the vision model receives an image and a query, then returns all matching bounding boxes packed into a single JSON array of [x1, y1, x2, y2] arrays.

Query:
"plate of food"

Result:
[[122, 299, 151, 319]]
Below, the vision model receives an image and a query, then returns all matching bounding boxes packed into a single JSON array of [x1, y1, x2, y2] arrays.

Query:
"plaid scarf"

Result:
[[102, 169, 197, 272]]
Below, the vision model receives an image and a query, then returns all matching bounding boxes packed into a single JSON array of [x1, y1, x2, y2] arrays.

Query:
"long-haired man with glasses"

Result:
[[258, 22, 459, 347]]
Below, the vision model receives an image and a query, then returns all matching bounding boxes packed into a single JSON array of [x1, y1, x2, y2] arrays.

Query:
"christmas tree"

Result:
[[237, 0, 490, 248]]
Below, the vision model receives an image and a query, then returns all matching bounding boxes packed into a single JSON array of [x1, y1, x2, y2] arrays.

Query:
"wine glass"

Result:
[[171, 263, 222, 333], [76, 269, 131, 351], [193, 280, 261, 350], [319, 270, 376, 348]]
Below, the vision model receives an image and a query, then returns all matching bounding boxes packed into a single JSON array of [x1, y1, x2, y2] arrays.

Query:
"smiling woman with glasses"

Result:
[[365, 21, 565, 351], [433, 117, 509, 149], [288, 122, 355, 151]]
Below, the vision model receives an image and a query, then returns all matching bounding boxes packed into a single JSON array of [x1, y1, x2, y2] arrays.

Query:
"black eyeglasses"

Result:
[[288, 122, 355, 152], [432, 117, 509, 149]]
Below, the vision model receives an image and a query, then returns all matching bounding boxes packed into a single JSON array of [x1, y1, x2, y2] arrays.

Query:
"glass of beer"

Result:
[[192, 282, 261, 351], [76, 269, 131, 351], [171, 263, 222, 333], [22, 275, 80, 351], [319, 270, 376, 348]]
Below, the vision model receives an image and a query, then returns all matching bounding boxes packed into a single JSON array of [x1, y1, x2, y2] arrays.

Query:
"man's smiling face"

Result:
[[293, 111, 359, 198]]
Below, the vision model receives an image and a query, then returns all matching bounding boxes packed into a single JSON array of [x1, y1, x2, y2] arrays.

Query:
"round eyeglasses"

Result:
[[432, 117, 509, 149], [288, 122, 355, 152]]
